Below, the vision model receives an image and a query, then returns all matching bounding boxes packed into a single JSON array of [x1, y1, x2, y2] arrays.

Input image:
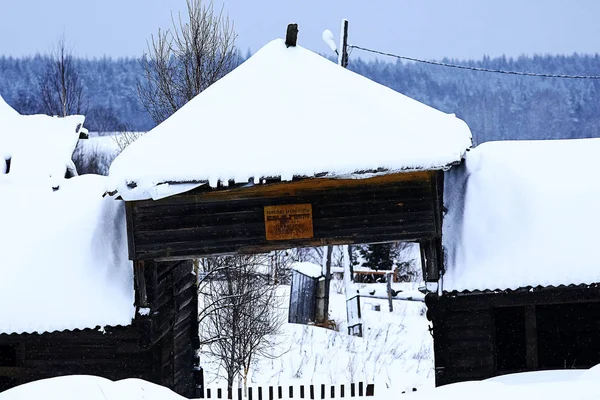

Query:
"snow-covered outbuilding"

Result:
[[0, 95, 87, 182], [0, 100, 198, 396], [426, 138, 600, 386]]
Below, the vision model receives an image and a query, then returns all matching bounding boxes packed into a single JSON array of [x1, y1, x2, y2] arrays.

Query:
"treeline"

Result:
[[2, 52, 600, 143]]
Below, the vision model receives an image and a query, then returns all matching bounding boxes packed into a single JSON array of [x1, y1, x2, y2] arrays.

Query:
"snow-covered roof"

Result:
[[443, 139, 600, 292], [108, 39, 472, 199], [0, 175, 134, 334], [292, 261, 323, 278], [0, 95, 85, 184]]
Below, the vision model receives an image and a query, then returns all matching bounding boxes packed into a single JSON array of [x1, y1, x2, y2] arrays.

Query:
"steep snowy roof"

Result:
[[0, 95, 85, 184], [109, 39, 472, 199], [0, 175, 134, 334], [443, 138, 600, 292]]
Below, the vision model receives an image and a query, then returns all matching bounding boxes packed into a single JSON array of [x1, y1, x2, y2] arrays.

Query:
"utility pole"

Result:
[[338, 19, 353, 285], [338, 19, 349, 68]]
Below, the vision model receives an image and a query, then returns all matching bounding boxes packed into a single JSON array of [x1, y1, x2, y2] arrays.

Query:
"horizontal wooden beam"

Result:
[[136, 171, 433, 205]]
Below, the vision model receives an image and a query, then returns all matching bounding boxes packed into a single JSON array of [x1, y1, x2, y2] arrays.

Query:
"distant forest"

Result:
[[2, 52, 600, 144]]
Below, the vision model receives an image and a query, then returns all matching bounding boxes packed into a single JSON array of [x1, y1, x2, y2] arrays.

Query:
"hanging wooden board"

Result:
[[264, 204, 314, 241]]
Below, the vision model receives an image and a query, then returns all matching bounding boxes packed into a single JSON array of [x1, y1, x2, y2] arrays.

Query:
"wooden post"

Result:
[[525, 305, 538, 369], [338, 19, 349, 68], [347, 245, 354, 282], [134, 260, 147, 307], [323, 246, 333, 323], [386, 272, 394, 312]]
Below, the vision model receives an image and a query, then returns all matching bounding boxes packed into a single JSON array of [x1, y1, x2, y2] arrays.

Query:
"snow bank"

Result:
[[443, 139, 600, 292], [109, 39, 471, 198], [0, 95, 85, 183], [0, 175, 134, 334], [392, 372, 600, 400], [1, 375, 185, 400]]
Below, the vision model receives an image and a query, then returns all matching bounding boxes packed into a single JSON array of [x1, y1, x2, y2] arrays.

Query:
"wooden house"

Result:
[[425, 139, 600, 386], [0, 100, 199, 396]]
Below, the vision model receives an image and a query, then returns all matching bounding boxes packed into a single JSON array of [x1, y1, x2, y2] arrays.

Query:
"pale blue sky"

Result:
[[1, 0, 599, 60]]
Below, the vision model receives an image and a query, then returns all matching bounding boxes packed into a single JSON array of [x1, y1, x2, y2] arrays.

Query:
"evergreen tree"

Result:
[[359, 243, 398, 271]]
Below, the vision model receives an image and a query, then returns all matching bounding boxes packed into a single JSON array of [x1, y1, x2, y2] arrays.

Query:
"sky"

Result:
[[1, 0, 600, 61]]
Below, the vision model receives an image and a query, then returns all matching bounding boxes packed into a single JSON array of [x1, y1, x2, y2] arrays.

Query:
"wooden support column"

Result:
[[525, 305, 538, 369], [420, 239, 441, 282], [134, 260, 148, 307]]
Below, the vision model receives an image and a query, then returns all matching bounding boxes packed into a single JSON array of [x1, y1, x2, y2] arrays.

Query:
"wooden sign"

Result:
[[264, 204, 314, 241]]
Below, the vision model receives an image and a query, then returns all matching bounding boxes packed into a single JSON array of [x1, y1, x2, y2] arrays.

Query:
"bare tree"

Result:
[[138, 0, 238, 124], [39, 36, 86, 117], [198, 255, 283, 390]]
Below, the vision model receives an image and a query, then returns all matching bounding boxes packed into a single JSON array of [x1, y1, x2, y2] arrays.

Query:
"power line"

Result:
[[348, 44, 600, 80]]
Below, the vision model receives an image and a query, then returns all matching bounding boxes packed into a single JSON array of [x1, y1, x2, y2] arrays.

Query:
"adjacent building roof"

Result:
[[0, 175, 134, 334], [0, 95, 85, 184], [442, 138, 600, 292], [108, 38, 472, 200]]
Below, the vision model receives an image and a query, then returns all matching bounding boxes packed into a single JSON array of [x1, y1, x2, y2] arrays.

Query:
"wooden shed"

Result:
[[0, 178, 199, 396], [0, 100, 199, 396], [426, 139, 600, 386]]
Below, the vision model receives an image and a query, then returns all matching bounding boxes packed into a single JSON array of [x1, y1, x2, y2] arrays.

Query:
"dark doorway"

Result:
[[537, 302, 600, 369], [494, 306, 526, 372], [0, 344, 17, 392]]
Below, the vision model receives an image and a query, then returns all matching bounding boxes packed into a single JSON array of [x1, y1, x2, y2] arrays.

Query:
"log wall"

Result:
[[126, 172, 444, 263], [426, 285, 600, 386]]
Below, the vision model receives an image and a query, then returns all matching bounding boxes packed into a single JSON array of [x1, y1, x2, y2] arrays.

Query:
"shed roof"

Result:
[[0, 95, 85, 184], [442, 138, 600, 293], [108, 38, 472, 200], [0, 175, 134, 335]]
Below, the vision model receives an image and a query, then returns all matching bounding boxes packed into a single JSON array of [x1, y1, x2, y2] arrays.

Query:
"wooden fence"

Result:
[[198, 382, 375, 400]]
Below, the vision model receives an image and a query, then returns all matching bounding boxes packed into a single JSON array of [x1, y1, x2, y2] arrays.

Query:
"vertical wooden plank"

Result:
[[238, 388, 243, 400], [125, 201, 136, 260], [258, 386, 263, 400], [330, 385, 335, 399], [365, 384, 374, 397], [350, 383, 355, 397], [207, 388, 212, 399], [289, 386, 294, 399], [134, 260, 147, 307], [525, 305, 538, 369], [249, 387, 253, 400], [300, 385, 305, 399], [218, 388, 222, 399], [320, 384, 325, 399], [309, 385, 314, 400], [278, 386, 283, 399], [340, 385, 345, 398], [269, 386, 274, 400], [358, 382, 363, 397]]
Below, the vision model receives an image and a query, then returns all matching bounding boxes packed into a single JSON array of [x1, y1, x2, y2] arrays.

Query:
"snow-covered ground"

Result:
[[201, 282, 433, 393], [1, 375, 185, 400]]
